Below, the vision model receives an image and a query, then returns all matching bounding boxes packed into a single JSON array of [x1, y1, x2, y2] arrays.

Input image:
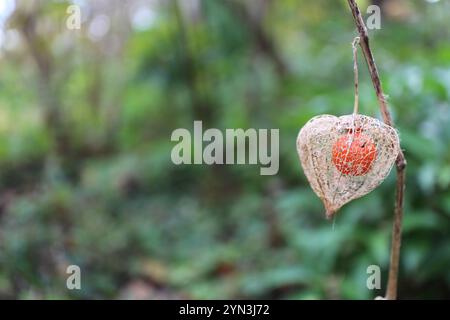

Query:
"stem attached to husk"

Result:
[[352, 36, 360, 115]]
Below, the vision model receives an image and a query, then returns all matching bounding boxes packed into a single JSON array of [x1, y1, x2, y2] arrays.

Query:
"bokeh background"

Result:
[[0, 0, 449, 300]]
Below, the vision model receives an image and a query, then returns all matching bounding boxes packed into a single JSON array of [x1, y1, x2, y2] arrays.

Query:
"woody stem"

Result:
[[346, 0, 407, 300]]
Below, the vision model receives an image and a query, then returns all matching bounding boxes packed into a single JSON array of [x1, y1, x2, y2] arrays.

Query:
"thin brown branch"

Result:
[[346, 0, 407, 300]]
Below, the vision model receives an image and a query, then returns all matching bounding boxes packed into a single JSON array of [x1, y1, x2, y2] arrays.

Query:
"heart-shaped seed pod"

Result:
[[296, 114, 400, 218]]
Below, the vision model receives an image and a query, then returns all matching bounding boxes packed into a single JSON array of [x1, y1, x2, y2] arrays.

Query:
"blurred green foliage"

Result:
[[0, 0, 449, 299]]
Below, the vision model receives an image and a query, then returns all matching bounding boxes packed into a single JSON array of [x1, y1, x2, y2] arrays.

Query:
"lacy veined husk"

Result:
[[297, 114, 400, 218]]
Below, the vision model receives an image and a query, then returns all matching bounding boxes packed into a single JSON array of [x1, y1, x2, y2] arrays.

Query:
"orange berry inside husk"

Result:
[[332, 128, 377, 176]]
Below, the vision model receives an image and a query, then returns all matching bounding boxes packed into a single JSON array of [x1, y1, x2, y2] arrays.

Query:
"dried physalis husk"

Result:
[[296, 114, 400, 218]]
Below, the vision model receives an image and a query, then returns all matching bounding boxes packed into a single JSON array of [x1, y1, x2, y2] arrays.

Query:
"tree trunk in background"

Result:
[[19, 12, 71, 163], [224, 0, 288, 78]]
